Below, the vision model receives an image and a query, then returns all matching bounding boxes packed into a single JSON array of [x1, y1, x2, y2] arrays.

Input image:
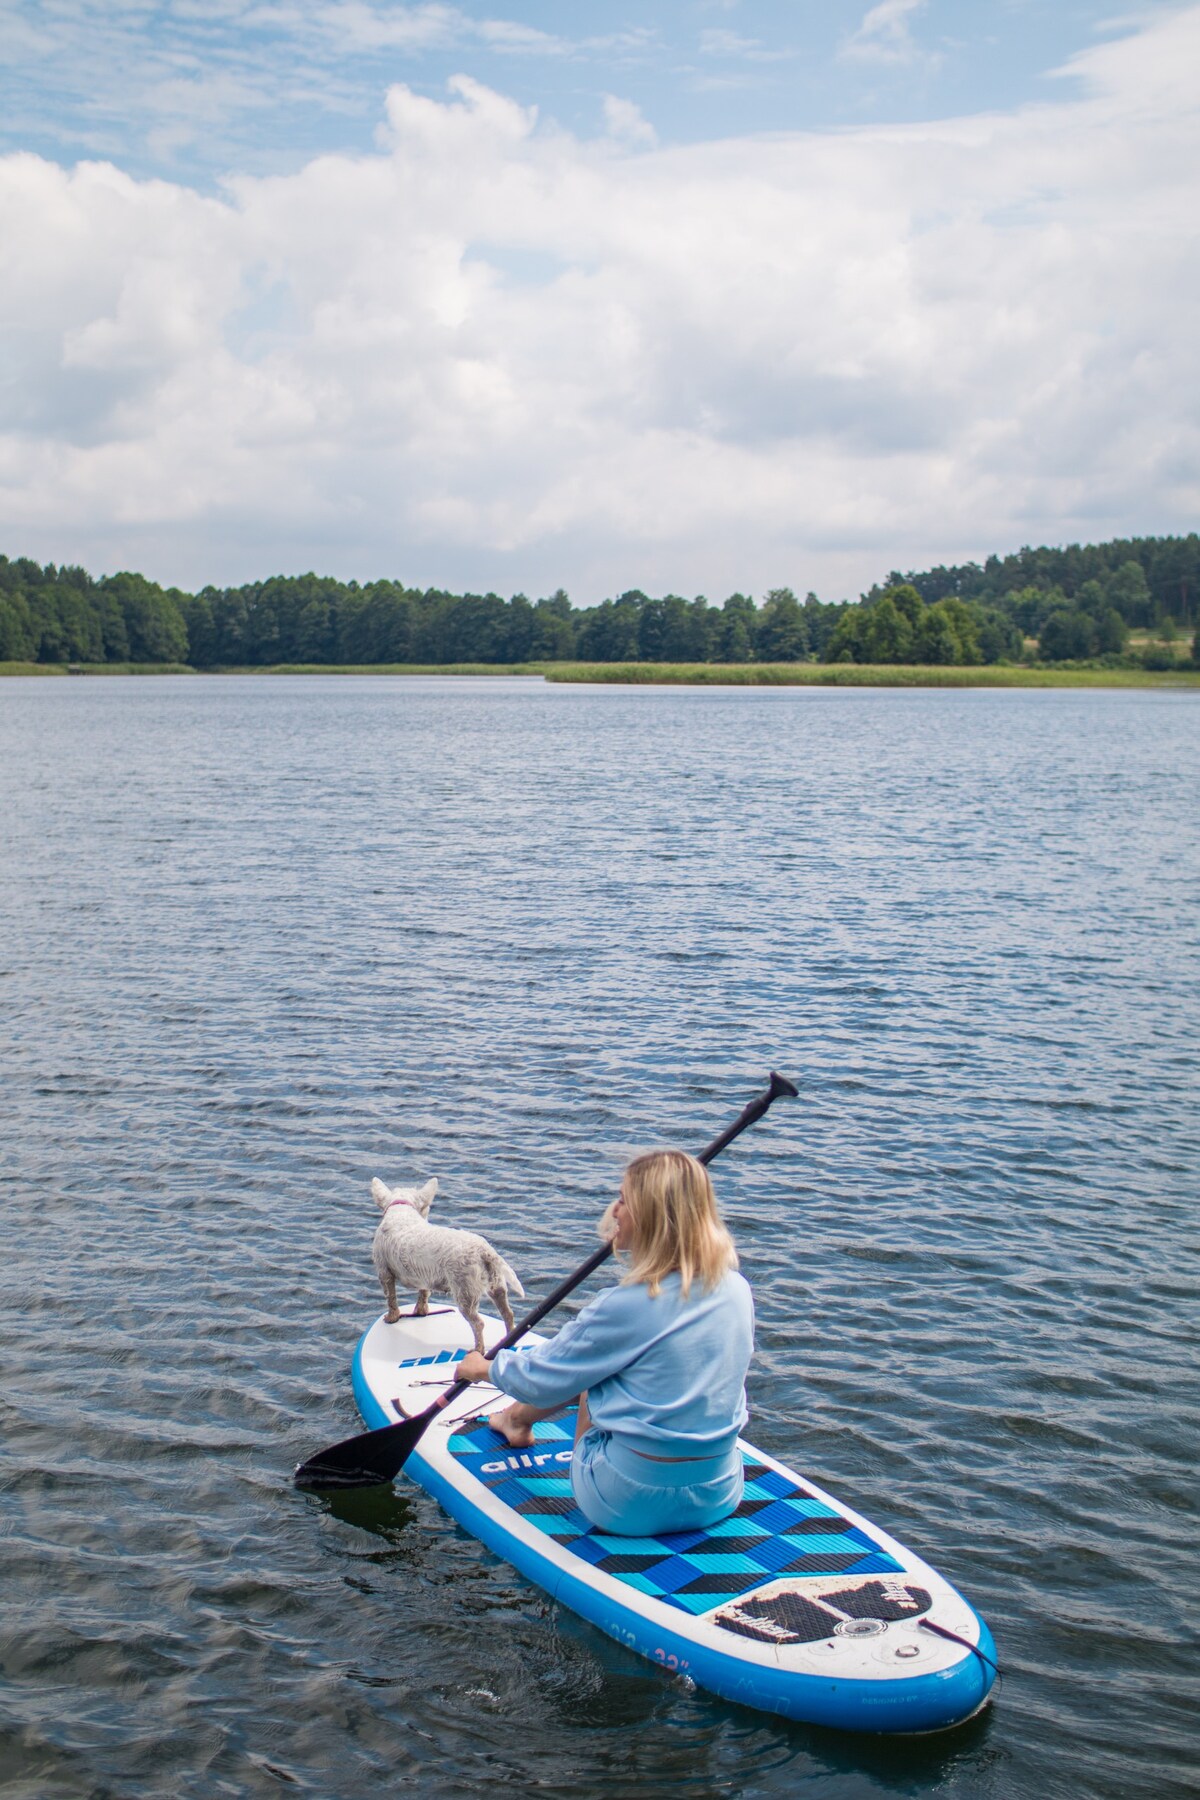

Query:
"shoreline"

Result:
[[2, 658, 1198, 688]]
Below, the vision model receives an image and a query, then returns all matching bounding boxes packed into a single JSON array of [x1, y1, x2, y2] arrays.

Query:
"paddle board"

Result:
[[351, 1310, 997, 1733]]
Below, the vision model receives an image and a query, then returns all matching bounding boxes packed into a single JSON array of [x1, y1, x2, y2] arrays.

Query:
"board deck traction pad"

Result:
[[399, 1348, 935, 1645]]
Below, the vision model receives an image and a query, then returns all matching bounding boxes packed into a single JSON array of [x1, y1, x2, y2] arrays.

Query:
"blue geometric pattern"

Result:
[[398, 1350, 467, 1369], [446, 1410, 902, 1616]]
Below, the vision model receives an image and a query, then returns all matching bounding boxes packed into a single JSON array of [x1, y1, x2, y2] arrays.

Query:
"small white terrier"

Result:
[[370, 1177, 525, 1354]]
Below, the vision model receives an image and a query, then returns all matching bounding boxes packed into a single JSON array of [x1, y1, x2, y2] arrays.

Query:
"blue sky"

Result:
[[3, 0, 1151, 185], [1, 2, 1198, 602]]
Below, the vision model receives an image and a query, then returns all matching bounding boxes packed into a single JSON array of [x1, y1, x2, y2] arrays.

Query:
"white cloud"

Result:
[[602, 95, 657, 149], [841, 0, 933, 67], [698, 29, 763, 57], [1, 7, 1198, 600]]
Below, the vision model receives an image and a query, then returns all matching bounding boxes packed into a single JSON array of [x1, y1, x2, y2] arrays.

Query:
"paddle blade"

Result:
[[294, 1414, 427, 1491]]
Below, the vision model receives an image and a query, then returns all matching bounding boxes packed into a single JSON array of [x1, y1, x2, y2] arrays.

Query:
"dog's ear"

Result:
[[415, 1178, 437, 1217], [371, 1177, 392, 1211]]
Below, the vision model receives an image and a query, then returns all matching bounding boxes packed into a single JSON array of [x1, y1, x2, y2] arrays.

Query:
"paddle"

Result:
[[294, 1071, 798, 1491]]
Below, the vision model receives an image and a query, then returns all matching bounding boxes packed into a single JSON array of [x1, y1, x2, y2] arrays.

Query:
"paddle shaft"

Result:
[[399, 1071, 796, 1421], [294, 1070, 797, 1489]]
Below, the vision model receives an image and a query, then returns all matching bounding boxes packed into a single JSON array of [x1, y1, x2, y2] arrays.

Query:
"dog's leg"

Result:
[[382, 1271, 402, 1326], [462, 1305, 486, 1355], [491, 1285, 517, 1337], [415, 1289, 430, 1317]]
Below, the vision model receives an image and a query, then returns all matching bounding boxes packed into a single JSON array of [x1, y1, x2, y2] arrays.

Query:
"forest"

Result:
[[1, 534, 1197, 670]]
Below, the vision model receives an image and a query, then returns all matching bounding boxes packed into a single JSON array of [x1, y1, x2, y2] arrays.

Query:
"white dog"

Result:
[[370, 1177, 525, 1354]]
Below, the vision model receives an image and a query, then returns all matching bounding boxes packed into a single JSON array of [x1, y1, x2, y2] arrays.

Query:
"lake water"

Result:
[[1, 676, 1197, 1800]]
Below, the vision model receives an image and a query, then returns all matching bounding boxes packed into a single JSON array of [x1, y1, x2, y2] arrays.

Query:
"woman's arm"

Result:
[[471, 1285, 652, 1409]]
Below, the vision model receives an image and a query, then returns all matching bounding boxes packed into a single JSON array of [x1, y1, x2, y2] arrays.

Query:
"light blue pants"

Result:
[[570, 1427, 743, 1537]]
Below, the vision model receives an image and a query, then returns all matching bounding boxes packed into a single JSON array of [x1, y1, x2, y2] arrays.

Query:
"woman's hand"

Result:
[[458, 1351, 492, 1384]]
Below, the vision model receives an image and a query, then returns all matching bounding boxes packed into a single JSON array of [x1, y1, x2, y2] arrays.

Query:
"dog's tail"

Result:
[[493, 1255, 525, 1299]]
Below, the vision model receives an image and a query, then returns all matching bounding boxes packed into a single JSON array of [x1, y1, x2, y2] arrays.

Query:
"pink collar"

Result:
[[386, 1198, 416, 1211]]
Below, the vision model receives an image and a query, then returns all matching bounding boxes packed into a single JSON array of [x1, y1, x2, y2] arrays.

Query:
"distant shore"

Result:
[[3, 658, 1198, 688]]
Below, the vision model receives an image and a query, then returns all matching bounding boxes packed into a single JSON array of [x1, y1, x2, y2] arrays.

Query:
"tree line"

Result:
[[2, 533, 1197, 670]]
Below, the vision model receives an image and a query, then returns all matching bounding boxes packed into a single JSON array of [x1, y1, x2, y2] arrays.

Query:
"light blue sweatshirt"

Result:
[[489, 1270, 754, 1458]]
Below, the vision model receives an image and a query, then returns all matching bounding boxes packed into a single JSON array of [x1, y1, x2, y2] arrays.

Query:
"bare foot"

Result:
[[384, 1310, 402, 1324], [486, 1404, 536, 1449]]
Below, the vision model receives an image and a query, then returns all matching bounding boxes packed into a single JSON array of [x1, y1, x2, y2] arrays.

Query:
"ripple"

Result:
[[0, 678, 1197, 1798]]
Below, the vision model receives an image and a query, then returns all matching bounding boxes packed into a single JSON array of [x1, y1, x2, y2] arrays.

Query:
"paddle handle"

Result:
[[698, 1070, 797, 1167]]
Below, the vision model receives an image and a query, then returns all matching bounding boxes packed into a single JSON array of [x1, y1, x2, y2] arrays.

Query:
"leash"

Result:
[[919, 1618, 1002, 1686]]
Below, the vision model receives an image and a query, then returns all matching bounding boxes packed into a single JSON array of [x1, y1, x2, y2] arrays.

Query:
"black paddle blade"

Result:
[[294, 1413, 429, 1491]]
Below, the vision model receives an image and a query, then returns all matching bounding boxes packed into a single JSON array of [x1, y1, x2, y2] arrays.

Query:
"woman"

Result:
[[457, 1148, 754, 1537]]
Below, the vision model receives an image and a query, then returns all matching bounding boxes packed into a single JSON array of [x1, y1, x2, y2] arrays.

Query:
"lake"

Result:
[[1, 676, 1196, 1799]]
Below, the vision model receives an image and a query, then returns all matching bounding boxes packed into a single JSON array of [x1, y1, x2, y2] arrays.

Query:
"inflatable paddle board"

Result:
[[351, 1311, 997, 1733]]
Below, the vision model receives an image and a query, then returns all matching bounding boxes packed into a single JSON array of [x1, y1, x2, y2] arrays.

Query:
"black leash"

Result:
[[919, 1618, 1002, 1686]]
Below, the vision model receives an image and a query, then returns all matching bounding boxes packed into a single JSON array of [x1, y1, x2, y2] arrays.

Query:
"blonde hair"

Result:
[[601, 1149, 738, 1299]]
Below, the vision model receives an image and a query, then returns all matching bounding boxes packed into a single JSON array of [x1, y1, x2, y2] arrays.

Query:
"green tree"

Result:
[[531, 594, 575, 659], [208, 587, 250, 665], [101, 590, 130, 661], [823, 607, 865, 663], [860, 595, 912, 663], [1094, 608, 1128, 655], [803, 592, 845, 658], [100, 572, 188, 662], [340, 583, 414, 662], [999, 585, 1065, 637], [756, 588, 808, 660], [0, 592, 35, 660], [180, 592, 216, 666], [722, 617, 752, 662], [637, 598, 666, 659], [938, 598, 983, 664], [718, 594, 757, 661], [657, 595, 712, 661], [1038, 609, 1096, 661], [976, 608, 1022, 663], [296, 597, 334, 662], [886, 583, 924, 628], [575, 596, 641, 661], [503, 594, 536, 663], [28, 586, 68, 661], [1105, 560, 1152, 627], [913, 604, 962, 664]]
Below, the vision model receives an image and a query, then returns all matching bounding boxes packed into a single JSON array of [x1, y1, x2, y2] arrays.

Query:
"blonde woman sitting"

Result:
[[457, 1149, 754, 1537]]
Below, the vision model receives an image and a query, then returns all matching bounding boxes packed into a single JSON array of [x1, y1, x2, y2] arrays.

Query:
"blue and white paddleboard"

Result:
[[352, 1312, 997, 1734]]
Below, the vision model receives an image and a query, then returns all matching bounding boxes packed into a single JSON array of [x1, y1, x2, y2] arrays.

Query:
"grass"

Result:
[[0, 660, 195, 677], [539, 661, 1200, 688], [0, 660, 544, 678], [5, 659, 1198, 687], [256, 662, 546, 676]]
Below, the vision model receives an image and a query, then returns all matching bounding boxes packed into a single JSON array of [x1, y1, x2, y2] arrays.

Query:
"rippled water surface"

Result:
[[2, 676, 1197, 1800]]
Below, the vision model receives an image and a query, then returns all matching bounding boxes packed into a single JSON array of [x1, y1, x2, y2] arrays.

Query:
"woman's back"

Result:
[[577, 1269, 754, 1456]]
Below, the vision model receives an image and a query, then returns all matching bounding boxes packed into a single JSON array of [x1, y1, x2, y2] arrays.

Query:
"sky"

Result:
[[1, 0, 1198, 603]]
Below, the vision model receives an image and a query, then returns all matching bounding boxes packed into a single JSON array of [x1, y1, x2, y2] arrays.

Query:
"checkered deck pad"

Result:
[[444, 1407, 903, 1617]]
